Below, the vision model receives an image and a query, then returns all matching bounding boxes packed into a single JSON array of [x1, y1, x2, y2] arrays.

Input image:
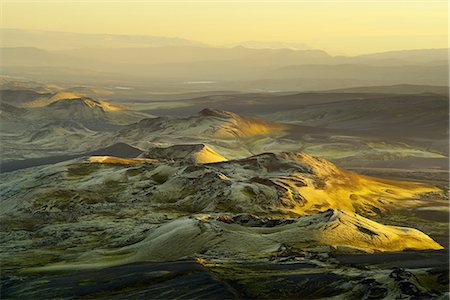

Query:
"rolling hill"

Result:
[[0, 145, 443, 271]]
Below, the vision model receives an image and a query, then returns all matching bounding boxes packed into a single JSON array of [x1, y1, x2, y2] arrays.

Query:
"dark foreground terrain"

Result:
[[2, 251, 448, 299]]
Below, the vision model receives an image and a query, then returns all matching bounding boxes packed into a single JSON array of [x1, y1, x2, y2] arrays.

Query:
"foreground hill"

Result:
[[1, 150, 438, 217], [125, 209, 442, 263], [0, 147, 444, 277], [136, 151, 439, 216]]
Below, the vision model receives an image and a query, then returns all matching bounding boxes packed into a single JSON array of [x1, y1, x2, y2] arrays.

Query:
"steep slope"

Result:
[[140, 144, 227, 164], [125, 209, 442, 262], [145, 152, 439, 216], [1, 150, 439, 217], [40, 97, 121, 125], [1, 89, 151, 131], [0, 89, 51, 105], [116, 108, 291, 159], [0, 93, 153, 162], [19, 91, 84, 108], [26, 120, 96, 142], [28, 96, 144, 129], [198, 108, 289, 139], [21, 92, 126, 111], [120, 108, 288, 140]]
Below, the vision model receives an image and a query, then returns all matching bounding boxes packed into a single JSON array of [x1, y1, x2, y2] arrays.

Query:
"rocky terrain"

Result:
[[2, 91, 445, 172], [0, 146, 445, 261], [0, 79, 448, 299]]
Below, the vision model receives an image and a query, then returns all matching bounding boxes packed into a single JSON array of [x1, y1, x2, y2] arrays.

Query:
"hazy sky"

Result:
[[1, 0, 448, 55]]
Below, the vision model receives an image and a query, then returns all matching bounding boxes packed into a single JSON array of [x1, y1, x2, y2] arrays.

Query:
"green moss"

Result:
[[67, 164, 100, 177], [151, 173, 169, 184], [1, 215, 45, 231], [30, 189, 109, 211], [125, 168, 142, 177], [32, 190, 73, 210]]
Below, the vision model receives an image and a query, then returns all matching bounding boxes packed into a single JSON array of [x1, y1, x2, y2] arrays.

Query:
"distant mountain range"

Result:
[[1, 28, 448, 91], [0, 28, 206, 50]]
